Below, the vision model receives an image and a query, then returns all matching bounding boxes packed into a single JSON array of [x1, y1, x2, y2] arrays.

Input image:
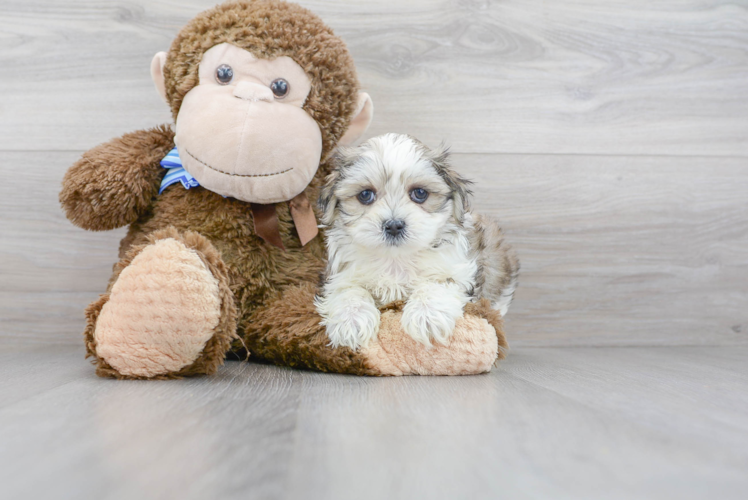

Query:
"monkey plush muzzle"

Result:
[[172, 42, 324, 205]]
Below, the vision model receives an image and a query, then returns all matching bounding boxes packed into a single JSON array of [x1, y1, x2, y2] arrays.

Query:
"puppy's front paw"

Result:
[[316, 290, 380, 351], [401, 290, 465, 346], [324, 305, 380, 351]]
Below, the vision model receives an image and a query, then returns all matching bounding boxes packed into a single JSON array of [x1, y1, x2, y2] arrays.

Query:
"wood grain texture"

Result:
[[3, 151, 746, 346], [468, 154, 748, 346], [1, 1, 746, 346], [0, 0, 745, 154], [0, 346, 746, 500]]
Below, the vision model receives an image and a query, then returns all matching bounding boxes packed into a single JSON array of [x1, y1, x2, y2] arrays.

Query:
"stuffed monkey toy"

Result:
[[59, 0, 507, 379]]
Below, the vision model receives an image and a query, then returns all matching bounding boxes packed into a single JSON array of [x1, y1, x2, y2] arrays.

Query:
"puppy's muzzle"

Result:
[[383, 219, 407, 242]]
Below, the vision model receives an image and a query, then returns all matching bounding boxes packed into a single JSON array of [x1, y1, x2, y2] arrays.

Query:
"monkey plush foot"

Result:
[[85, 228, 237, 379]]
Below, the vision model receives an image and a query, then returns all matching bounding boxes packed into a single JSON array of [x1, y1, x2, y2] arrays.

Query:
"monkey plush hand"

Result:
[[59, 0, 507, 379]]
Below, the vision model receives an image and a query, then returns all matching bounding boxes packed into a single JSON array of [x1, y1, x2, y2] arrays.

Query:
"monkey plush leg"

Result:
[[241, 283, 376, 374], [84, 228, 237, 379], [243, 284, 507, 376]]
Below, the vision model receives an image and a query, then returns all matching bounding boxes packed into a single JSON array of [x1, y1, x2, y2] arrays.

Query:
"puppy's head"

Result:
[[319, 133, 472, 253]]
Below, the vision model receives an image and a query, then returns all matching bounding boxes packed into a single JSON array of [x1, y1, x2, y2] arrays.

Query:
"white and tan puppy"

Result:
[[315, 133, 519, 351]]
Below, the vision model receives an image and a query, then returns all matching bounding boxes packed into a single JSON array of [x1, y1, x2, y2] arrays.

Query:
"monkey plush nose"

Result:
[[233, 81, 274, 102], [384, 219, 406, 238]]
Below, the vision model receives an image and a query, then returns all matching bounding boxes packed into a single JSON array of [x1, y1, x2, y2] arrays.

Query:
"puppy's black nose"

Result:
[[384, 219, 406, 238]]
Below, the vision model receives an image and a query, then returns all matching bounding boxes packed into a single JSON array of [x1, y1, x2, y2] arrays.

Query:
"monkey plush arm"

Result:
[[60, 125, 175, 231]]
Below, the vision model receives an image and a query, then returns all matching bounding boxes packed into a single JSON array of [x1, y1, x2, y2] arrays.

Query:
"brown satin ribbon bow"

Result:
[[250, 191, 319, 251]]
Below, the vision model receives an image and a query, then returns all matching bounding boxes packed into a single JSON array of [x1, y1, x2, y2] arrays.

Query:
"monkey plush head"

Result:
[[150, 0, 373, 205]]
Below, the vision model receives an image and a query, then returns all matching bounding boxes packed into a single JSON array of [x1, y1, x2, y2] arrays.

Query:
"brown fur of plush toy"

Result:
[[60, 0, 508, 379]]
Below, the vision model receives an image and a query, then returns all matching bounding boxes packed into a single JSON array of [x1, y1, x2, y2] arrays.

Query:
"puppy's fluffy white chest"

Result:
[[368, 259, 417, 306], [359, 255, 417, 306], [353, 244, 473, 307]]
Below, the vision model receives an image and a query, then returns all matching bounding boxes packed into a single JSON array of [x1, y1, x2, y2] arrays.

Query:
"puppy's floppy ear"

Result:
[[318, 168, 340, 227], [428, 144, 472, 223], [319, 146, 354, 226]]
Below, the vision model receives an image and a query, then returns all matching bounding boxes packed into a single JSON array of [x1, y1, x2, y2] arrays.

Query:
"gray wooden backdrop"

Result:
[[1, 0, 746, 348]]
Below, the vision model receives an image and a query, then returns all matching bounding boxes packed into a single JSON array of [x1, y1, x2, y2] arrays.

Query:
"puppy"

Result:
[[315, 133, 519, 350]]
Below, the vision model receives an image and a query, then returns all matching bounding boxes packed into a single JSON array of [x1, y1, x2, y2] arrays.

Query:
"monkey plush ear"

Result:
[[150, 52, 168, 104], [338, 92, 373, 146]]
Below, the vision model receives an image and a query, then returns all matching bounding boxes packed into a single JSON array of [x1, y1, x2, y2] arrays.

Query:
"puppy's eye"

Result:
[[270, 78, 290, 98], [215, 64, 234, 85], [357, 189, 376, 205], [410, 188, 429, 204]]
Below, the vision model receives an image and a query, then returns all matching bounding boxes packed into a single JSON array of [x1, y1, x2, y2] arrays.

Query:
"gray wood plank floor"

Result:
[[0, 346, 746, 500]]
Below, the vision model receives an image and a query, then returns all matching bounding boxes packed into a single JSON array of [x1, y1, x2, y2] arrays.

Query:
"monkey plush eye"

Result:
[[410, 188, 429, 204], [357, 189, 376, 205], [215, 64, 234, 85], [270, 78, 290, 98]]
